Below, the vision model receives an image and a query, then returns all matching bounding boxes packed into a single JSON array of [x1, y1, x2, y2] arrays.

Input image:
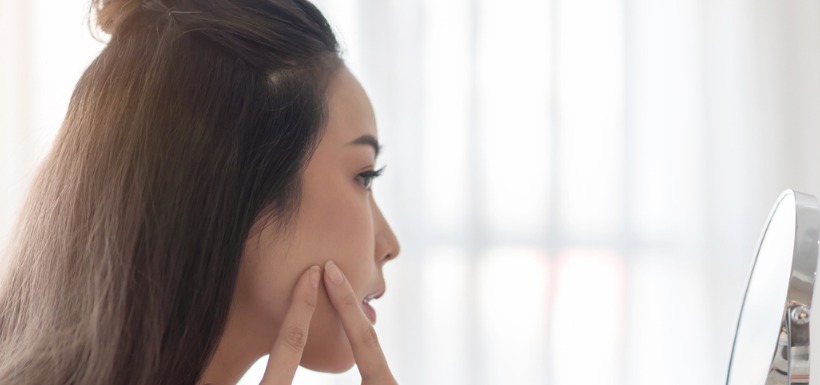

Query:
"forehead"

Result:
[[324, 67, 378, 143]]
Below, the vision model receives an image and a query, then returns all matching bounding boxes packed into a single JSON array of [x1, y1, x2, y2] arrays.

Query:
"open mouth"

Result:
[[361, 289, 384, 324]]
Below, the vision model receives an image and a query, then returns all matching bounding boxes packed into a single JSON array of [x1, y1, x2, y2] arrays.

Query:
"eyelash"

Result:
[[356, 166, 385, 190]]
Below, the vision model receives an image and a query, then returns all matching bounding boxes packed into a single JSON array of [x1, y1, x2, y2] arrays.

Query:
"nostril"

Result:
[[375, 231, 399, 262], [378, 252, 393, 263]]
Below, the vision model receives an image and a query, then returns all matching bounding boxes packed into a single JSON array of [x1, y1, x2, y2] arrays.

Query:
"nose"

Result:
[[371, 197, 400, 264]]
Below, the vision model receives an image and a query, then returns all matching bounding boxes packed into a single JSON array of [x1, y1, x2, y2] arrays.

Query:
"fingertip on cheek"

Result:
[[309, 265, 321, 289], [324, 260, 344, 285]]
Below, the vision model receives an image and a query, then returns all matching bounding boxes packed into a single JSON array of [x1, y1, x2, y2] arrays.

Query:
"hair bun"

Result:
[[92, 0, 145, 35]]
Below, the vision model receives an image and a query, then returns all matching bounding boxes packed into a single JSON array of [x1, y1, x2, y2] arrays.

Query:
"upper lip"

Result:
[[363, 285, 386, 302]]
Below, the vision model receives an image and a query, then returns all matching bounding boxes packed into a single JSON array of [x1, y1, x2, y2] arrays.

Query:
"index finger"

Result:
[[260, 265, 321, 385], [323, 261, 397, 384]]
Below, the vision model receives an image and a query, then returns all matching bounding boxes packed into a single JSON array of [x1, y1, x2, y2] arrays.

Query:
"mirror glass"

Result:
[[726, 193, 796, 385]]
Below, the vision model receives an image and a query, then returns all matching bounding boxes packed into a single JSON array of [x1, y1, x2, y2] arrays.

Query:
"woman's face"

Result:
[[235, 66, 400, 372]]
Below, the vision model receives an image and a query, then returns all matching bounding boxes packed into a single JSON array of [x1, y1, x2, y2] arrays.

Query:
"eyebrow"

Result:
[[347, 134, 382, 158]]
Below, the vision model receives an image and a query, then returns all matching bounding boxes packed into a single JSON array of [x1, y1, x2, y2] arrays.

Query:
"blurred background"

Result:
[[2, 0, 820, 384]]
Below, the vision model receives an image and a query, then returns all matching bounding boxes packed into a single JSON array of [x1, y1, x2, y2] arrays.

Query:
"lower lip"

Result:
[[361, 301, 377, 324]]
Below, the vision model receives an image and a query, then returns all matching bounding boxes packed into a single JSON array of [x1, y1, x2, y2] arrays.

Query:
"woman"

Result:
[[0, 0, 400, 384]]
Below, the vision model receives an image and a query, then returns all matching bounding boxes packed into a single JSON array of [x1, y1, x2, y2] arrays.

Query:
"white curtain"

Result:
[[2, 1, 820, 385]]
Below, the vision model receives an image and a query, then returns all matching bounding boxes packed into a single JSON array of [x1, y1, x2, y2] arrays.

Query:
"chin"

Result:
[[299, 323, 355, 373], [300, 355, 355, 373]]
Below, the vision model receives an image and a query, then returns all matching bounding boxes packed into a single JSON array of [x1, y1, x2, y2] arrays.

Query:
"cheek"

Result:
[[296, 183, 378, 371], [235, 228, 300, 327], [299, 175, 376, 271], [236, 220, 364, 373], [299, 285, 355, 372], [236, 170, 378, 371]]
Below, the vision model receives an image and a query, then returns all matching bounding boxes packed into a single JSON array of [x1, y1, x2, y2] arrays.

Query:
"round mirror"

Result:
[[727, 190, 820, 385]]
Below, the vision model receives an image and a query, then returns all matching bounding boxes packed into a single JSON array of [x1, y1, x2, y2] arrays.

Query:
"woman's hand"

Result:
[[259, 262, 398, 385], [259, 265, 321, 385], [321, 261, 398, 385]]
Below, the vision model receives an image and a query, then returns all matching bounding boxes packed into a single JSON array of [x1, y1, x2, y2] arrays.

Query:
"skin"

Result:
[[198, 66, 401, 385]]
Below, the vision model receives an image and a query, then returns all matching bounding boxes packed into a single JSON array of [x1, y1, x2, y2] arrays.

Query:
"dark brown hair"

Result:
[[0, 0, 340, 383]]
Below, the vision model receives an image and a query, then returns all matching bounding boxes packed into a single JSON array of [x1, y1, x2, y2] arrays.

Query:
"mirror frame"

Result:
[[726, 190, 820, 385]]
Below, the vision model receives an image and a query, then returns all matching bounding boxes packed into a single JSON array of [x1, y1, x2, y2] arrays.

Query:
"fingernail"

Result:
[[325, 260, 344, 285], [309, 265, 321, 289]]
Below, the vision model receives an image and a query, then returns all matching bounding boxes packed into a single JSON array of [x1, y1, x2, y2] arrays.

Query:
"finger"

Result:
[[260, 265, 321, 385], [323, 260, 396, 384]]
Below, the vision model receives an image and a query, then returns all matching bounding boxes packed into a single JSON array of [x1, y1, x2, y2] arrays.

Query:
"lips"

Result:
[[361, 287, 385, 324]]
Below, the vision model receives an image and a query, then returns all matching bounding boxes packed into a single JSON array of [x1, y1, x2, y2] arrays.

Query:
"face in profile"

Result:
[[233, 66, 400, 372]]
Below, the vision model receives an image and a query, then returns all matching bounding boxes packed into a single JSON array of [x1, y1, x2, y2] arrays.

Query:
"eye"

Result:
[[356, 166, 385, 190]]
